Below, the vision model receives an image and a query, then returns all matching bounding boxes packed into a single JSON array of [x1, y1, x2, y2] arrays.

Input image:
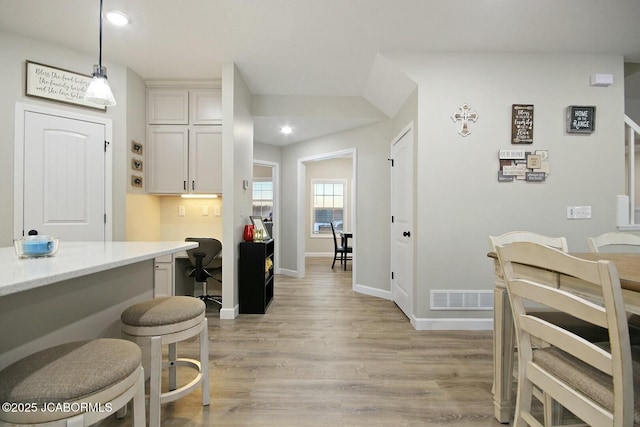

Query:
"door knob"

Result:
[[403, 231, 411, 237]]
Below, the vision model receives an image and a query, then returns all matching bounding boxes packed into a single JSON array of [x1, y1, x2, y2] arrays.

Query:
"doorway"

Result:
[[14, 103, 112, 240], [253, 159, 280, 272], [297, 148, 356, 288]]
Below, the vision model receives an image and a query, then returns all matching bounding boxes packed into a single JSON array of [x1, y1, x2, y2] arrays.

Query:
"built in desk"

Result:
[[0, 241, 196, 370]]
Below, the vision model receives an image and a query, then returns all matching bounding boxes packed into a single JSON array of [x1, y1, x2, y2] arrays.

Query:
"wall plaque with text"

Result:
[[511, 104, 534, 144], [566, 106, 595, 134], [25, 61, 106, 111]]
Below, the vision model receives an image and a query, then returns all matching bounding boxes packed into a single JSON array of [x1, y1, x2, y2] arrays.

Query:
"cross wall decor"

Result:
[[451, 104, 479, 137]]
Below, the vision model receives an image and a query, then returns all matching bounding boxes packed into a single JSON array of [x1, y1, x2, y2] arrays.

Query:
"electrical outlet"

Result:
[[178, 205, 186, 217], [567, 206, 592, 219], [203, 206, 209, 216]]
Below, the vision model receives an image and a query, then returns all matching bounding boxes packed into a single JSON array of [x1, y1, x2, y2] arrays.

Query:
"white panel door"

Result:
[[23, 111, 106, 240], [391, 126, 414, 319], [190, 127, 222, 193]]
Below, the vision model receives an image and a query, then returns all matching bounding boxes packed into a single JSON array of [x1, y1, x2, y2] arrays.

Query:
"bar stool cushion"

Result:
[[121, 296, 205, 327], [0, 339, 141, 405]]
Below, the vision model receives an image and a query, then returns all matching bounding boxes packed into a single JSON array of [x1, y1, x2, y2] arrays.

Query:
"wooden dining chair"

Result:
[[588, 232, 640, 342], [330, 222, 352, 270], [496, 242, 637, 427], [489, 231, 609, 424], [588, 232, 640, 253]]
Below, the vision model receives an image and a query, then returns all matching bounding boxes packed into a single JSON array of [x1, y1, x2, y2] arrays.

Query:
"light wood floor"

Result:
[[103, 257, 503, 426]]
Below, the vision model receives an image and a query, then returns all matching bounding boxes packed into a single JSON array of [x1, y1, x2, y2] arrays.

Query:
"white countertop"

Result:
[[0, 241, 198, 297]]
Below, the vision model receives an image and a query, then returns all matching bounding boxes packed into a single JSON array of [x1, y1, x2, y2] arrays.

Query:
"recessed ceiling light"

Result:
[[280, 126, 293, 135], [106, 11, 129, 26]]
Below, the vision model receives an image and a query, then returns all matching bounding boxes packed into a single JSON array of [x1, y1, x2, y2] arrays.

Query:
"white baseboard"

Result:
[[354, 283, 392, 300], [305, 252, 333, 257], [219, 305, 239, 320], [277, 268, 298, 277], [412, 317, 493, 331]]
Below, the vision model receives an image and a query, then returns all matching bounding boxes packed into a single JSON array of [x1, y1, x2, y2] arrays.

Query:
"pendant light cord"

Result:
[[98, 0, 103, 70]]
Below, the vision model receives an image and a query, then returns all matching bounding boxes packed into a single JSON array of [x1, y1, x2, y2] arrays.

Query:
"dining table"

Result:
[[488, 251, 640, 423], [340, 231, 353, 247], [339, 231, 353, 270]]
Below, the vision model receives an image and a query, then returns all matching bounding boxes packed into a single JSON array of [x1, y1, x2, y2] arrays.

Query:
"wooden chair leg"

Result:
[[132, 367, 146, 427], [169, 342, 177, 391], [200, 318, 210, 406], [149, 336, 162, 427]]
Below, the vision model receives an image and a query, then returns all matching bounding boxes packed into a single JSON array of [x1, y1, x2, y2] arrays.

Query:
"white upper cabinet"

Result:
[[146, 86, 223, 194], [148, 89, 189, 124], [189, 127, 222, 193], [148, 88, 222, 125], [190, 89, 222, 125], [147, 126, 189, 193], [147, 126, 223, 195]]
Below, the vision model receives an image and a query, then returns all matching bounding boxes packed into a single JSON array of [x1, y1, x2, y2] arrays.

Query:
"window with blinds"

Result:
[[311, 180, 345, 235]]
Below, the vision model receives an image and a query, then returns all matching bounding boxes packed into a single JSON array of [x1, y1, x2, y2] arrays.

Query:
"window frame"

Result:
[[309, 178, 347, 239], [252, 179, 273, 220]]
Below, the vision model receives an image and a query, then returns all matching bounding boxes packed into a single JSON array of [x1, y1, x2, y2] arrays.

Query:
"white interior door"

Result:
[[22, 111, 107, 240], [391, 126, 414, 319]]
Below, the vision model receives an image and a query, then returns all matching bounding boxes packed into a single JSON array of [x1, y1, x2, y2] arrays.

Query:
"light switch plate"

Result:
[[567, 206, 592, 219]]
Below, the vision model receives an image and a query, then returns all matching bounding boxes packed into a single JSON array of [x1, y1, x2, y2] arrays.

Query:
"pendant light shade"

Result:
[[84, 0, 116, 107], [85, 65, 116, 106]]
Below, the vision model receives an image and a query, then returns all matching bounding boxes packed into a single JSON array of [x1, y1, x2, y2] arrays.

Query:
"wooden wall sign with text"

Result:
[[498, 149, 549, 183], [25, 61, 106, 111], [511, 104, 534, 144], [566, 106, 595, 134]]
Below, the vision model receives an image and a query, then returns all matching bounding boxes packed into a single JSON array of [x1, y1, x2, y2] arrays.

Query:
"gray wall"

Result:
[[221, 64, 254, 317], [388, 52, 625, 322], [126, 68, 148, 195], [0, 31, 131, 244]]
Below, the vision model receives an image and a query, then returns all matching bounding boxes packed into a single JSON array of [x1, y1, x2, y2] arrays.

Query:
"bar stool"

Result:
[[121, 296, 210, 427], [0, 339, 145, 426]]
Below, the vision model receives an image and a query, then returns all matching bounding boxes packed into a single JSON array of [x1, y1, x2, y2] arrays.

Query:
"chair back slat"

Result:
[[588, 232, 640, 253], [490, 231, 568, 252]]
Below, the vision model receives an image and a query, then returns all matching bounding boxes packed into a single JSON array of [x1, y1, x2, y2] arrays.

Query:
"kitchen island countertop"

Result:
[[0, 241, 197, 297]]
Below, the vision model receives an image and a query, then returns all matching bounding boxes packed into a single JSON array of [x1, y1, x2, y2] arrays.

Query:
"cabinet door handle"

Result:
[[192, 180, 195, 190], [183, 181, 187, 191]]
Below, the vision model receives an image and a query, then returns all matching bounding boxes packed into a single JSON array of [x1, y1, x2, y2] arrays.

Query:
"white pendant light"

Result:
[[85, 0, 116, 107]]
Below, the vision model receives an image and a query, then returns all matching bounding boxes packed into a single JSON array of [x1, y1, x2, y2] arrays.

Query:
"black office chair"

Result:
[[330, 222, 352, 270], [185, 237, 222, 306]]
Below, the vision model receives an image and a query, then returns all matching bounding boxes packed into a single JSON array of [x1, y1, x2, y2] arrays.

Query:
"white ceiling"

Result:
[[1, 0, 640, 145]]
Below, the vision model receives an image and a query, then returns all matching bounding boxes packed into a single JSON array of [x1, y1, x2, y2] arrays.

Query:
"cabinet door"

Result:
[[154, 260, 174, 298], [189, 89, 222, 125], [189, 127, 222, 193], [148, 89, 189, 124], [148, 126, 189, 193]]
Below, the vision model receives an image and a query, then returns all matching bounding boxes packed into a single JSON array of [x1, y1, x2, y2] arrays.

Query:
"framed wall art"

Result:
[[566, 106, 595, 134], [511, 104, 534, 144], [25, 61, 106, 111]]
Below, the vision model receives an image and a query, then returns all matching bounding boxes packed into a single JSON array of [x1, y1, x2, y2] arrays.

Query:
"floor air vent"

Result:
[[430, 290, 493, 311]]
